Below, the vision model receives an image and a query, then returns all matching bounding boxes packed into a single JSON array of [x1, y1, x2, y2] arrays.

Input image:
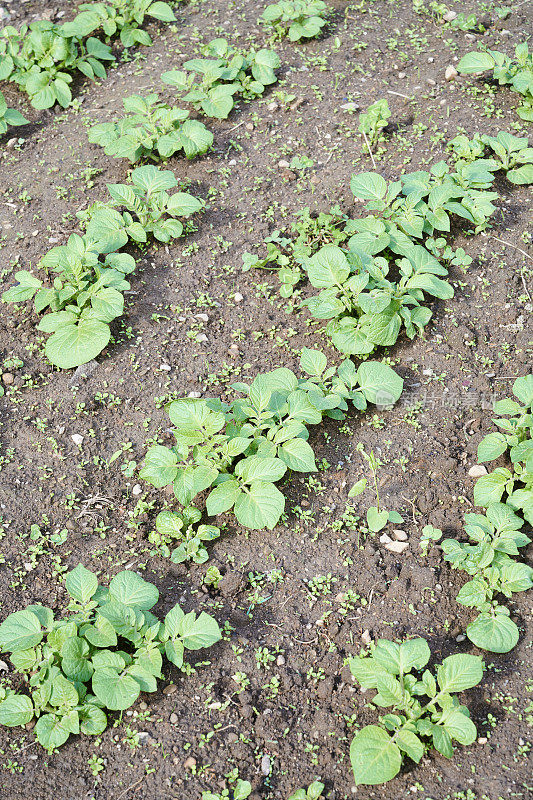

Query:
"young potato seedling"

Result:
[[3, 166, 203, 368], [458, 41, 533, 122], [141, 349, 403, 531], [0, 564, 221, 750], [260, 0, 329, 42], [88, 93, 213, 163], [349, 638, 484, 785], [162, 37, 280, 120]]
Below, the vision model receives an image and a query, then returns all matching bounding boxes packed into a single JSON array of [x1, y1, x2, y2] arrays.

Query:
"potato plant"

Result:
[[260, 0, 329, 42], [150, 506, 221, 563], [358, 98, 391, 153], [162, 38, 280, 119], [0, 564, 221, 750], [0, 0, 175, 109], [141, 350, 403, 530], [88, 93, 213, 162], [245, 139, 533, 358], [288, 782, 325, 799], [70, 0, 176, 47], [349, 638, 484, 785], [457, 41, 533, 122], [2, 166, 202, 368], [449, 130, 533, 185], [0, 20, 114, 109], [440, 375, 533, 653]]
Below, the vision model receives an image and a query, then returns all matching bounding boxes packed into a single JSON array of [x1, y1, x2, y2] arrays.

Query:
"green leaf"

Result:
[[166, 608, 221, 650], [35, 714, 72, 750], [396, 728, 424, 762], [306, 246, 350, 288], [92, 668, 140, 711], [367, 506, 388, 532], [206, 480, 242, 516], [477, 432, 508, 462], [467, 613, 519, 653], [45, 319, 110, 369], [300, 347, 327, 376], [457, 51, 496, 73], [0, 694, 34, 727], [2, 270, 42, 303], [432, 725, 453, 758], [350, 725, 402, 786], [348, 478, 367, 497], [235, 456, 287, 483], [507, 164, 533, 185], [356, 362, 403, 406], [130, 165, 178, 195], [178, 119, 213, 158], [80, 704, 107, 735], [166, 191, 203, 217], [278, 438, 317, 472], [442, 709, 477, 745], [234, 481, 285, 530], [473, 469, 509, 507], [202, 85, 235, 118], [65, 564, 98, 604], [350, 172, 387, 201], [437, 653, 484, 692], [147, 1, 176, 22], [0, 609, 43, 652], [140, 445, 178, 487], [513, 374, 533, 407], [109, 571, 159, 610]]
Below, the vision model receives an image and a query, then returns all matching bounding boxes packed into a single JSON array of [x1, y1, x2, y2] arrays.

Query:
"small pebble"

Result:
[[71, 434, 84, 446], [445, 65, 458, 81], [261, 755, 271, 776], [132, 484, 142, 496], [393, 529, 408, 541], [385, 541, 409, 554], [379, 533, 392, 544], [361, 629, 372, 645], [184, 756, 196, 770], [234, 292, 244, 302], [170, 713, 178, 723], [468, 464, 488, 477], [2, 373, 14, 385], [163, 684, 178, 695]]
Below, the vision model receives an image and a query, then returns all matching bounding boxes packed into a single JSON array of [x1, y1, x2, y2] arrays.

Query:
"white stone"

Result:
[[385, 541, 409, 554], [445, 65, 458, 81], [468, 464, 488, 477], [393, 529, 408, 541], [71, 434, 84, 446]]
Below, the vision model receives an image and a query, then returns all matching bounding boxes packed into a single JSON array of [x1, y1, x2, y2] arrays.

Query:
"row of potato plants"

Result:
[[2, 31, 284, 365], [244, 131, 533, 359], [0, 0, 177, 110], [3, 165, 203, 368], [436, 375, 533, 653], [349, 374, 532, 784]]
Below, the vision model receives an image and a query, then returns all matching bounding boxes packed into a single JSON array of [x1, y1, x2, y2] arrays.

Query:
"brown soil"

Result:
[[0, 1, 531, 799]]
